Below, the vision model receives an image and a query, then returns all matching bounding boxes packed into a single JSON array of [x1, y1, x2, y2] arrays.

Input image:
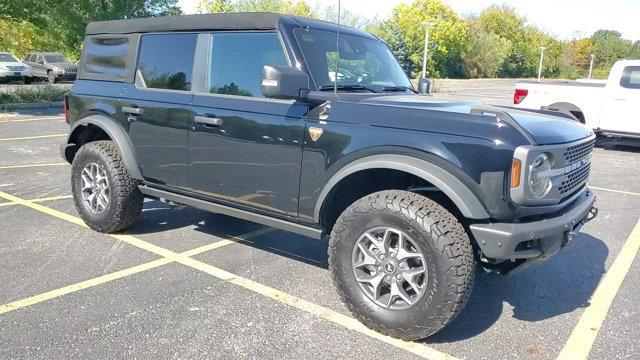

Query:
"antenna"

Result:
[[334, 0, 341, 95]]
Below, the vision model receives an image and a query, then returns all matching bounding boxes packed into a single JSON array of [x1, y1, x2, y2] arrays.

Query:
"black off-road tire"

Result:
[[71, 141, 143, 233], [328, 190, 475, 340]]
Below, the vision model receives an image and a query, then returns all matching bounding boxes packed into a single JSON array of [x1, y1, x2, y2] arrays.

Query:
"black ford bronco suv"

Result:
[[61, 13, 597, 340]]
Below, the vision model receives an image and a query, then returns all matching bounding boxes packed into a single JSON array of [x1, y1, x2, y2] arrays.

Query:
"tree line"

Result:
[[1, 0, 638, 79]]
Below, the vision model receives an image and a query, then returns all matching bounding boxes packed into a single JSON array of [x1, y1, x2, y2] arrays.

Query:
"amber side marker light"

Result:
[[511, 159, 522, 188]]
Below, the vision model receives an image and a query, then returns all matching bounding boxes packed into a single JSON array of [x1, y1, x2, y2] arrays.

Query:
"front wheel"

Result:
[[47, 71, 56, 84], [328, 190, 475, 340], [71, 141, 143, 233]]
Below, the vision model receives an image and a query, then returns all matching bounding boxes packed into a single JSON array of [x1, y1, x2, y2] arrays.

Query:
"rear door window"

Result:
[[207, 32, 288, 97], [81, 36, 130, 78], [620, 66, 640, 89], [136, 33, 197, 91]]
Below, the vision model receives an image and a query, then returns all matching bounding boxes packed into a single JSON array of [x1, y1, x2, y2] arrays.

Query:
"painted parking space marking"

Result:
[[590, 186, 640, 197], [0, 134, 67, 142], [0, 189, 454, 360], [0, 258, 173, 315], [558, 218, 640, 360], [0, 116, 65, 123], [0, 228, 271, 315], [0, 162, 68, 170], [0, 194, 72, 207]]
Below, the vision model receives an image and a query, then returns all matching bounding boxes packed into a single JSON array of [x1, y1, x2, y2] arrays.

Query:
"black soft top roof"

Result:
[[85, 12, 376, 40]]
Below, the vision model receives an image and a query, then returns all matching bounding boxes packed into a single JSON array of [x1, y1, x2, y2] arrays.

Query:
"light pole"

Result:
[[537, 46, 547, 82], [588, 54, 595, 79], [421, 21, 434, 78]]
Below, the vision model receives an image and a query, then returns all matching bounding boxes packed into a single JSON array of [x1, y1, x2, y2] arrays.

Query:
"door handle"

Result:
[[194, 115, 223, 127], [122, 106, 144, 115]]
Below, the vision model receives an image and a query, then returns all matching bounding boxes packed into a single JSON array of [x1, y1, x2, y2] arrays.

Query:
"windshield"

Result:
[[0, 53, 18, 62], [44, 54, 70, 63], [294, 28, 413, 92]]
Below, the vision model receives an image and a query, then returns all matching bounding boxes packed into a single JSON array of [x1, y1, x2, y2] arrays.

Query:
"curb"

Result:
[[0, 101, 63, 110]]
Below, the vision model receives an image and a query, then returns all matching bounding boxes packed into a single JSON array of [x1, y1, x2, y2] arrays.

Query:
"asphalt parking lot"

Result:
[[0, 106, 639, 359]]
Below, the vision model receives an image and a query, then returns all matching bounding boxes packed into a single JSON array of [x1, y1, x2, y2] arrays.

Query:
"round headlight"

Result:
[[529, 153, 552, 198]]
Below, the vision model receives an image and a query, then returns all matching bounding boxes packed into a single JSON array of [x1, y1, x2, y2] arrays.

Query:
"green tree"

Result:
[[1, 0, 182, 58], [372, 0, 467, 78], [197, 0, 234, 13], [591, 30, 633, 67], [462, 17, 510, 78]]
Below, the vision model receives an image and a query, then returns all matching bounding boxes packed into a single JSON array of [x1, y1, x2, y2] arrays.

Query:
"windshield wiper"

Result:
[[382, 86, 418, 94], [318, 84, 379, 93]]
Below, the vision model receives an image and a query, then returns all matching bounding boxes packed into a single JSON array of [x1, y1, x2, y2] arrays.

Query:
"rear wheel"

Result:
[[328, 190, 475, 340], [71, 141, 143, 233]]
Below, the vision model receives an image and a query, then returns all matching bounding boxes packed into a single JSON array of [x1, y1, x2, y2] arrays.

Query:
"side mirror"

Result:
[[417, 77, 431, 94], [262, 65, 310, 101], [37, 60, 44, 65]]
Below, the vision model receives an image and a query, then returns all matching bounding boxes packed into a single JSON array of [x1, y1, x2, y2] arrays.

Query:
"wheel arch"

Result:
[[314, 154, 490, 227], [63, 114, 143, 180]]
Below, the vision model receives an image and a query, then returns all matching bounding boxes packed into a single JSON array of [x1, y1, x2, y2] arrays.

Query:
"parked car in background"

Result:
[[514, 60, 640, 139], [0, 52, 33, 84], [23, 52, 78, 83]]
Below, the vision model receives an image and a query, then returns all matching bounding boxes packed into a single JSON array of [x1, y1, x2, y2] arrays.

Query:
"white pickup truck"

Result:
[[514, 60, 640, 138]]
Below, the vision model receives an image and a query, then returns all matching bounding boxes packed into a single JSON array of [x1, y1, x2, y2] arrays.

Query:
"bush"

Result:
[[0, 85, 67, 105]]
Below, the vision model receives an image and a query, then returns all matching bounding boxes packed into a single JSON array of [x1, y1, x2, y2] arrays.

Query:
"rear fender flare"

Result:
[[66, 115, 143, 180], [314, 154, 490, 222]]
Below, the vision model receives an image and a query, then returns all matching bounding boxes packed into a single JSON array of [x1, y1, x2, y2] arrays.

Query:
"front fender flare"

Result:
[[65, 115, 143, 180], [313, 154, 490, 221]]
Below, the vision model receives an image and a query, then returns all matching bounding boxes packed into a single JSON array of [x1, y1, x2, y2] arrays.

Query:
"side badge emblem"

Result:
[[309, 127, 324, 142]]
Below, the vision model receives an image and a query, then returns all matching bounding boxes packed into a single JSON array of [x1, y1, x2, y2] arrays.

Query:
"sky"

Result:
[[178, 0, 640, 42]]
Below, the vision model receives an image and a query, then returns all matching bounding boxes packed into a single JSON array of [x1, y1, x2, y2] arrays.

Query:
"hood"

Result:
[[49, 62, 77, 68], [0, 61, 28, 68], [356, 94, 592, 145]]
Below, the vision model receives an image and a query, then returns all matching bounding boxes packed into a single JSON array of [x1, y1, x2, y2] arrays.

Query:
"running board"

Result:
[[138, 185, 324, 239]]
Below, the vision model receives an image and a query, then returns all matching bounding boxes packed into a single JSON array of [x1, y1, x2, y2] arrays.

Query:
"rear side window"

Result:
[[620, 66, 640, 89], [137, 33, 197, 91], [208, 32, 288, 97], [82, 37, 129, 78]]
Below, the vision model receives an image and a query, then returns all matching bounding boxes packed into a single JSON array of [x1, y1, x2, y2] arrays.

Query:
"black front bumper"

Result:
[[470, 188, 596, 268]]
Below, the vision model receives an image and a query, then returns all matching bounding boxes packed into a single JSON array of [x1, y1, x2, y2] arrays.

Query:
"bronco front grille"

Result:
[[559, 162, 591, 194], [564, 138, 595, 163], [6, 65, 25, 71], [557, 137, 595, 196]]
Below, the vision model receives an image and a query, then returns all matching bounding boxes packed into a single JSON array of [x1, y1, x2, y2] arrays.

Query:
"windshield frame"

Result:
[[0, 53, 19, 63], [292, 27, 414, 93]]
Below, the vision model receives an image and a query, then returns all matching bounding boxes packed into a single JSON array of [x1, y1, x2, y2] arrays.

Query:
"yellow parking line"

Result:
[[558, 218, 640, 360], [0, 227, 271, 315], [0, 116, 64, 123], [0, 134, 67, 142], [0, 194, 73, 207], [179, 257, 457, 360], [0, 189, 454, 359], [0, 162, 68, 170], [590, 186, 640, 197], [0, 258, 173, 315]]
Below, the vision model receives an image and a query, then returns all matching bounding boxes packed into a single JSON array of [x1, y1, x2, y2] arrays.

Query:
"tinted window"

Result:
[[621, 66, 640, 89], [44, 54, 70, 63], [82, 37, 129, 77], [209, 32, 288, 97], [137, 33, 197, 91]]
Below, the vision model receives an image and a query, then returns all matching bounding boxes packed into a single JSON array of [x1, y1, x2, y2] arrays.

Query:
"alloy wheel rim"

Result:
[[80, 162, 110, 214], [351, 226, 427, 310]]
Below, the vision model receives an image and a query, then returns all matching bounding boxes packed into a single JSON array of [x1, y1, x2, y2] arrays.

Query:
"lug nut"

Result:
[[385, 276, 391, 282], [396, 274, 403, 281]]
